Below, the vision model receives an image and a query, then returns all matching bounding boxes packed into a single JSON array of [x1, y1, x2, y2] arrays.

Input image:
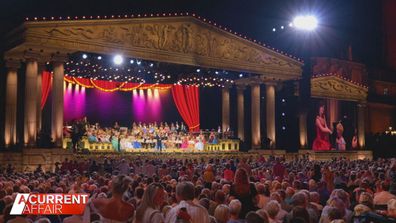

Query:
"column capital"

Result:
[[37, 62, 47, 74], [23, 51, 42, 62], [250, 82, 261, 87], [236, 84, 246, 91], [222, 83, 233, 89], [5, 59, 21, 71], [51, 53, 68, 65], [264, 81, 278, 87]]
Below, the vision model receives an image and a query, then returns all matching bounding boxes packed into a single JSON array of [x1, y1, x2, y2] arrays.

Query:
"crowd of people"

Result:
[[1, 154, 396, 223], [64, 118, 228, 152]]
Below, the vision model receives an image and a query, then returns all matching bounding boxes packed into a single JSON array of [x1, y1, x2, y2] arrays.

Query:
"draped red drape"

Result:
[[41, 71, 52, 110], [171, 85, 200, 132]]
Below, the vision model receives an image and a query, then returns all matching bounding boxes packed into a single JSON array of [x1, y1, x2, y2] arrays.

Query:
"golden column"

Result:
[[36, 63, 45, 133], [266, 83, 276, 148], [299, 111, 308, 148], [222, 87, 230, 132], [357, 103, 366, 148], [24, 59, 38, 146], [4, 60, 20, 147], [327, 98, 339, 127], [237, 85, 245, 141], [251, 84, 261, 148], [51, 61, 65, 147]]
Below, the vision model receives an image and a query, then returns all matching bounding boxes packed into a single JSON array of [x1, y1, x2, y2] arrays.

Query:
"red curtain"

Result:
[[171, 85, 200, 132], [41, 71, 52, 110]]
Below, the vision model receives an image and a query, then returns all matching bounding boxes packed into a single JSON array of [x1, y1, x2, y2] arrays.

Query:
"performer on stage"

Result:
[[312, 104, 332, 151], [155, 133, 163, 152]]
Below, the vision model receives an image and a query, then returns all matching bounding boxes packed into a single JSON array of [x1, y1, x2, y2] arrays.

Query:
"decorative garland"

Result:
[[90, 79, 126, 92], [63, 76, 172, 92], [119, 83, 144, 91], [73, 77, 94, 88]]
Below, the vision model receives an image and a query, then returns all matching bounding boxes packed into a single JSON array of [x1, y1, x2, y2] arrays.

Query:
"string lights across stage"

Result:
[[177, 69, 236, 88], [64, 52, 173, 84], [64, 52, 258, 89]]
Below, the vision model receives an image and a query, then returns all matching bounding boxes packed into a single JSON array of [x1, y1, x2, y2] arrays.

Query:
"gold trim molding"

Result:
[[311, 75, 368, 102], [5, 16, 302, 79]]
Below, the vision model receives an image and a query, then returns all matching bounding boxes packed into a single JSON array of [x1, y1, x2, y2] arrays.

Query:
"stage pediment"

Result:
[[311, 74, 368, 102], [5, 15, 302, 80]]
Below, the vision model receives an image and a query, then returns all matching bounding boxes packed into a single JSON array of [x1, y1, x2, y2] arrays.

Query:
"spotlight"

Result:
[[272, 28, 276, 32], [289, 22, 293, 27], [282, 99, 286, 103], [97, 56, 102, 60], [239, 73, 243, 77], [150, 63, 154, 67], [113, 55, 123, 65], [130, 59, 134, 64], [282, 126, 286, 130], [82, 54, 88, 59], [281, 26, 284, 29], [282, 112, 285, 116], [215, 71, 219, 74], [196, 69, 201, 72], [136, 60, 141, 65], [292, 15, 318, 31]]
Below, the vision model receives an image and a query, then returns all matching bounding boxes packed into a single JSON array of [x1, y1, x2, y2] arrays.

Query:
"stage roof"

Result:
[[4, 13, 303, 82]]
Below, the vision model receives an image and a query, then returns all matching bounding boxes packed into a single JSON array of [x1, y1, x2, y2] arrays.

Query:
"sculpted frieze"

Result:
[[28, 21, 296, 68], [12, 17, 303, 77], [311, 76, 368, 101]]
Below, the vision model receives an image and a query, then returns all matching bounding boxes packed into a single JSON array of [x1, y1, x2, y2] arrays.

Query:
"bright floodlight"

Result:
[[113, 55, 123, 65], [292, 15, 318, 31]]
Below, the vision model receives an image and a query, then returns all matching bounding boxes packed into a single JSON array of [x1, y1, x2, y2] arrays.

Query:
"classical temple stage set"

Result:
[[1, 14, 372, 167]]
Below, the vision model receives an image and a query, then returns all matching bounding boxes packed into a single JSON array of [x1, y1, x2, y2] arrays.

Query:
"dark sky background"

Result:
[[0, 0, 384, 67]]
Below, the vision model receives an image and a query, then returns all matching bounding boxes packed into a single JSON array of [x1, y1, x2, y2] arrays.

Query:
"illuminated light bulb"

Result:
[[113, 55, 123, 65], [292, 15, 318, 31]]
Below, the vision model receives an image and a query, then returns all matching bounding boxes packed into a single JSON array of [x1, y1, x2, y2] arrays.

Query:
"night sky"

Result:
[[0, 0, 384, 66]]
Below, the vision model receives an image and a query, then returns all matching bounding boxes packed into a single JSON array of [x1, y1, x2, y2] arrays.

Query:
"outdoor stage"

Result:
[[0, 148, 373, 172], [62, 137, 241, 153]]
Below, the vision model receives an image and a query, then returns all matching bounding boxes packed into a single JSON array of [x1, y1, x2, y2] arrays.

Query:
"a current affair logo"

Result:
[[10, 194, 89, 215]]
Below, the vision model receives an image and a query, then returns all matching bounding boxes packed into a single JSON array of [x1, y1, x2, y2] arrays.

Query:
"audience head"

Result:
[[229, 199, 242, 218], [176, 181, 195, 201], [111, 175, 132, 196], [214, 204, 230, 223]]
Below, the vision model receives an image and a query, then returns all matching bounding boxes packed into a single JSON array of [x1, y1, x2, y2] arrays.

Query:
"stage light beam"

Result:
[[154, 89, 160, 99]]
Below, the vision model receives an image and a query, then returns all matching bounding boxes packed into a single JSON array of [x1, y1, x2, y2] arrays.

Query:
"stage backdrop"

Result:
[[63, 83, 222, 129], [64, 83, 181, 127]]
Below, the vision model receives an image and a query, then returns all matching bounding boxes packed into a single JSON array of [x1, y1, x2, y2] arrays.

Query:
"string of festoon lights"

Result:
[[312, 73, 369, 89], [177, 69, 235, 87], [64, 53, 247, 88], [64, 53, 172, 84], [24, 12, 303, 63]]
